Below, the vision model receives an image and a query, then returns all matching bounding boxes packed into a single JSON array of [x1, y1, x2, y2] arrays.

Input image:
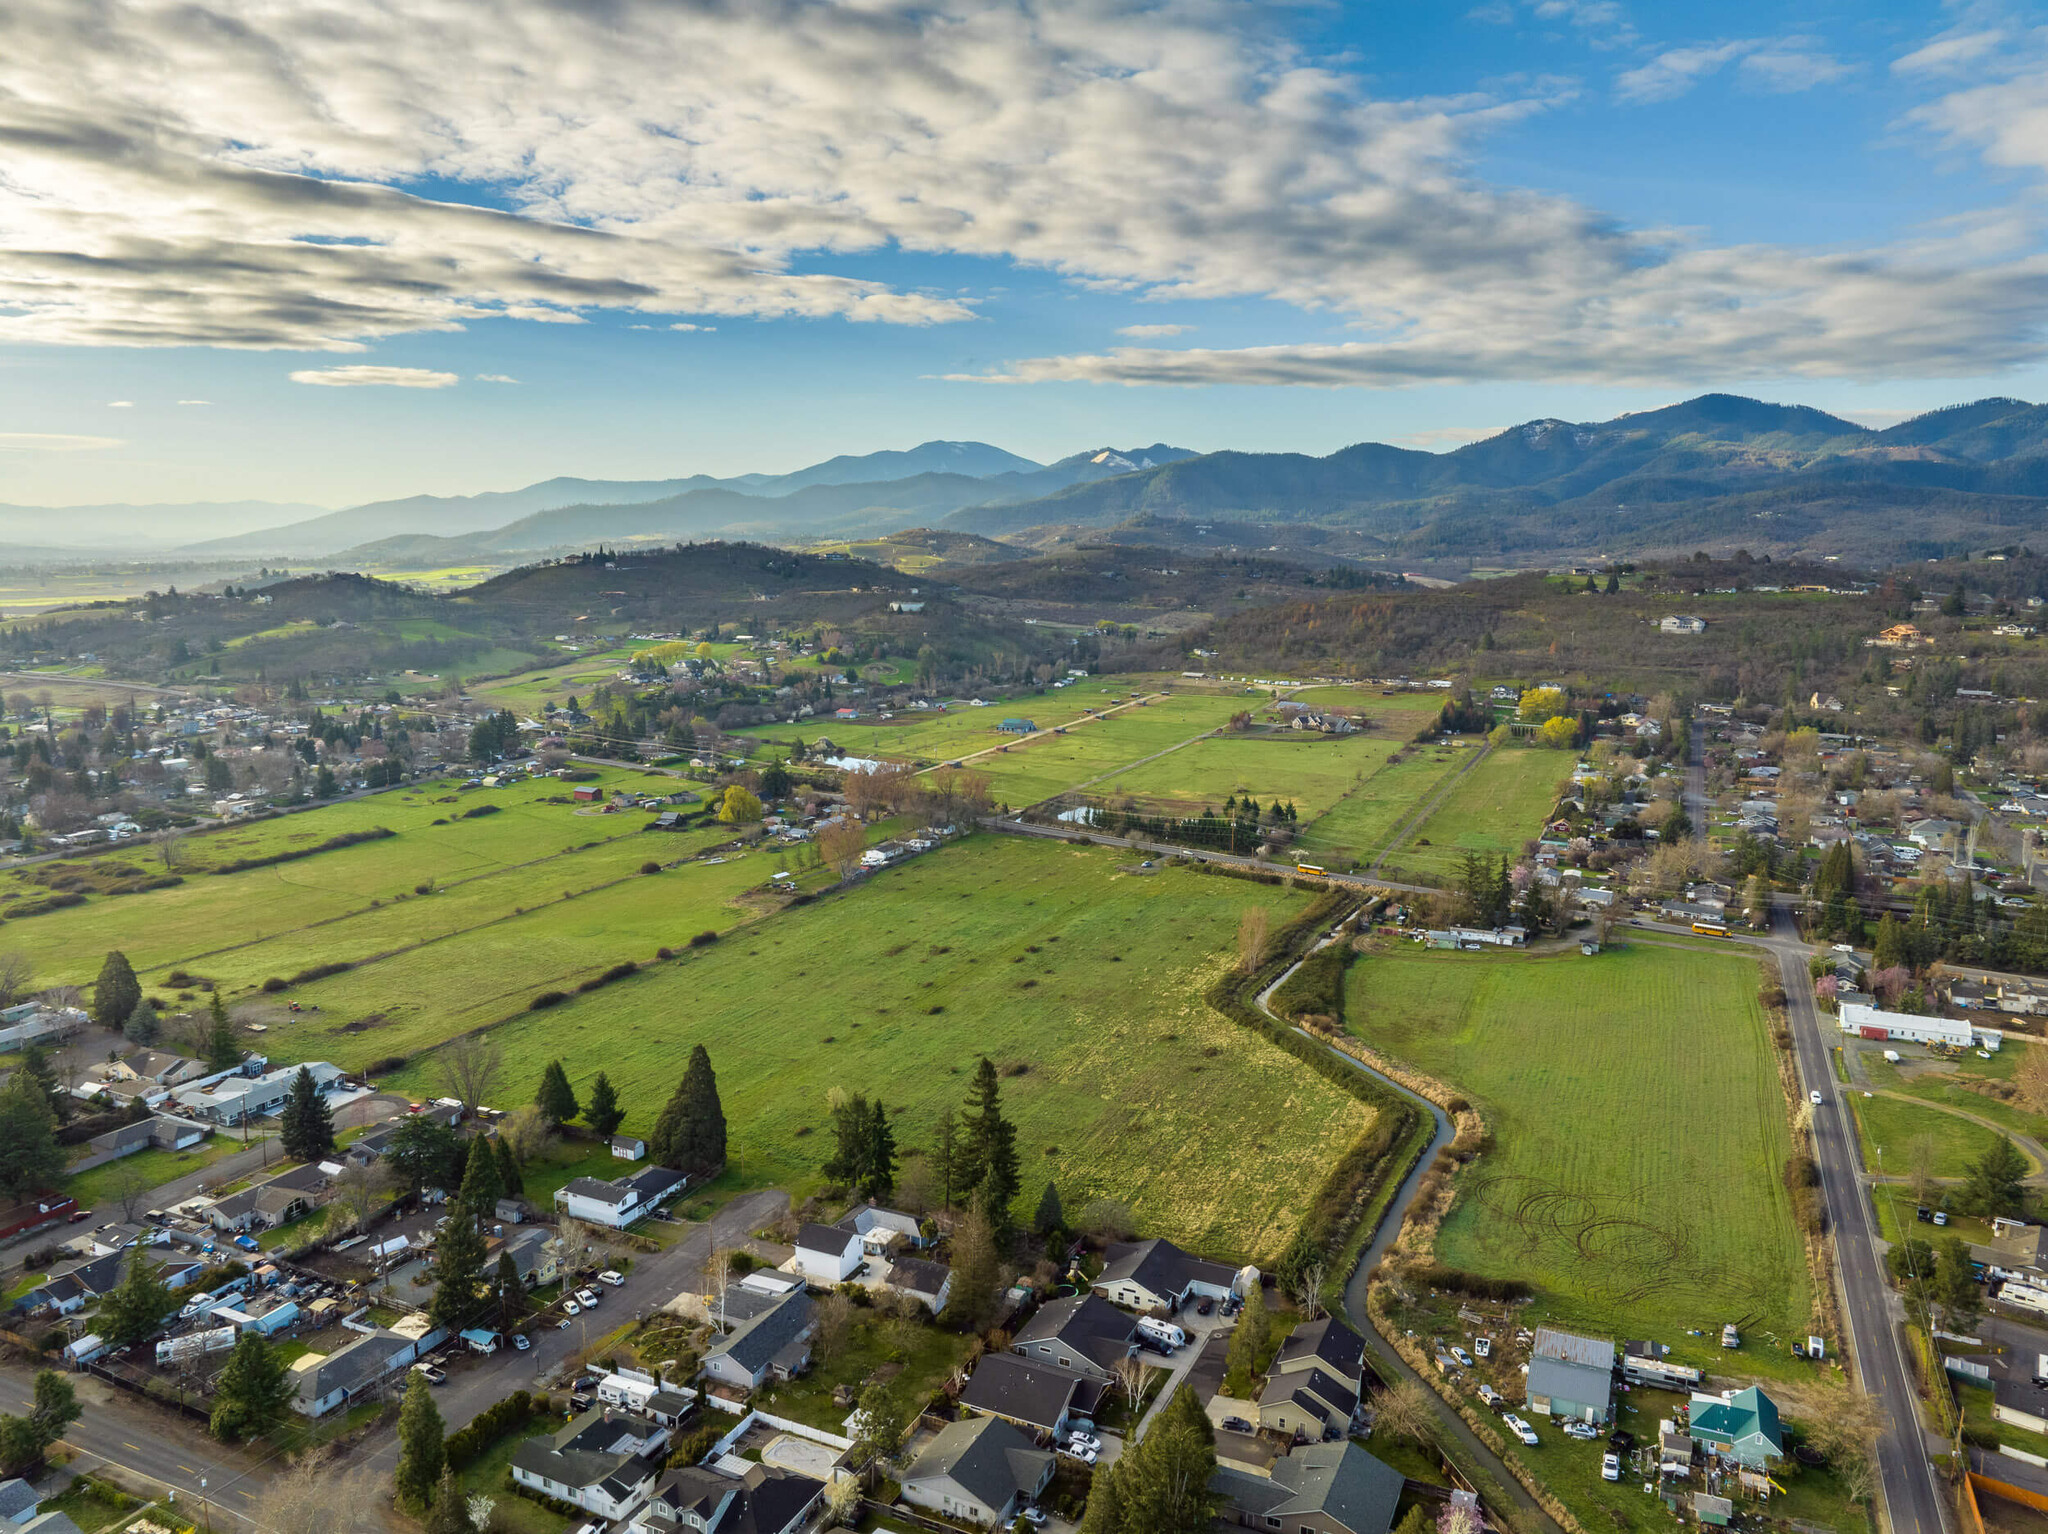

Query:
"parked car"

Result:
[[412, 1365, 447, 1385], [563, 1299, 581, 1316], [1066, 1432, 1102, 1454], [598, 1270, 625, 1287], [575, 1287, 601, 1307], [1450, 1347, 1474, 1368], [1196, 1296, 1213, 1315], [512, 1334, 531, 1351], [1602, 1452, 1621, 1482], [1506, 1416, 1539, 1446], [1057, 1442, 1097, 1465], [233, 1235, 261, 1252], [1563, 1421, 1598, 1441], [1018, 1509, 1049, 1528], [1221, 1417, 1253, 1433]]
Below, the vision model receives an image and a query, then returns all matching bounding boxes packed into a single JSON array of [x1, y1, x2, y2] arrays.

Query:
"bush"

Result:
[[7, 891, 88, 918], [460, 804, 503, 819], [364, 1054, 408, 1076], [656, 947, 674, 960], [688, 930, 719, 948], [575, 961, 638, 994], [415, 883, 433, 895], [289, 961, 353, 985], [530, 991, 569, 1011], [261, 977, 287, 993], [210, 827, 395, 874], [445, 1390, 538, 1469], [641, 861, 661, 875], [1404, 1262, 1532, 1302]]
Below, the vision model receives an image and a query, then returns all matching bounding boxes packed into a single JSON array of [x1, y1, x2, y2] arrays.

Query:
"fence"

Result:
[[707, 1406, 853, 1455]]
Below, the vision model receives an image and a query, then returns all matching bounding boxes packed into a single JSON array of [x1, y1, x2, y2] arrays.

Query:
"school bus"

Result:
[[1692, 920, 1729, 937], [1296, 862, 1327, 876]]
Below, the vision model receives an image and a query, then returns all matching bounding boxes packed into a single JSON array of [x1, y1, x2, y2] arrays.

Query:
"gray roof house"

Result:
[[1212, 1440, 1405, 1534], [1092, 1237, 1240, 1312], [0, 1479, 41, 1525], [290, 1327, 422, 1417], [1260, 1317, 1369, 1442], [555, 1164, 687, 1230], [510, 1409, 667, 1520], [1011, 1293, 1136, 1383], [883, 1256, 953, 1315], [700, 1289, 815, 1391], [1527, 1328, 1615, 1424], [959, 1353, 1085, 1437], [625, 1464, 821, 1534], [900, 1415, 1055, 1527]]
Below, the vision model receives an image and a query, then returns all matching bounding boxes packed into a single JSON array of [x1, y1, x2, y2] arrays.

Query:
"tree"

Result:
[[394, 1369, 446, 1511], [279, 1066, 335, 1162], [91, 949, 141, 1030], [1935, 1234, 1983, 1331], [210, 1331, 295, 1442], [430, 1208, 488, 1329], [1224, 1287, 1269, 1388], [0, 1072, 65, 1203], [249, 1454, 386, 1534], [957, 1058, 1019, 1232], [202, 990, 242, 1071], [458, 1132, 502, 1223], [0, 1371, 79, 1476], [1371, 1379, 1435, 1445], [0, 952, 33, 1010], [949, 1201, 1002, 1331], [1395, 1508, 1435, 1534], [819, 819, 867, 883], [15, 1043, 64, 1123], [1236, 907, 1269, 974], [814, 1291, 854, 1364], [1032, 1181, 1064, 1244], [494, 1136, 525, 1200], [123, 993, 160, 1045], [718, 785, 763, 824], [535, 1059, 579, 1127], [1963, 1134, 2030, 1217], [859, 1098, 897, 1201], [1906, 1133, 1939, 1207], [331, 1160, 395, 1234], [425, 1468, 474, 1534], [498, 1102, 555, 1164], [99, 1254, 176, 1347], [439, 1033, 504, 1119], [650, 1045, 726, 1176], [584, 1072, 624, 1137], [2016, 1045, 2048, 1120], [1119, 1383, 1217, 1533], [493, 1250, 528, 1331], [386, 1116, 465, 1199], [1077, 1452, 1127, 1534]]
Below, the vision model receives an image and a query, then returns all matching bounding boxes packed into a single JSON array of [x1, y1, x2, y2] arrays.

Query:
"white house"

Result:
[[1838, 1001, 1974, 1050], [553, 1165, 686, 1229], [787, 1222, 863, 1284], [1659, 615, 1707, 635], [174, 1061, 343, 1125], [511, 1410, 666, 1519]]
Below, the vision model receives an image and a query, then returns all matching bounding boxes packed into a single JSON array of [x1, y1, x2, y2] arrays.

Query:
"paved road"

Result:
[[341, 1188, 788, 1480], [0, 1363, 279, 1533]]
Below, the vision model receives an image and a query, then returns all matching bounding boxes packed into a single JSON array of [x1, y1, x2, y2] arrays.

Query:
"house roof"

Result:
[[1276, 1317, 1364, 1383], [560, 1177, 632, 1206], [18, 1512, 84, 1534], [0, 1477, 39, 1519], [705, 1290, 813, 1376], [298, 1329, 412, 1399], [885, 1257, 950, 1296], [1094, 1237, 1238, 1299], [1689, 1388, 1783, 1454], [796, 1222, 857, 1256], [960, 1353, 1081, 1433], [1258, 1365, 1358, 1423], [511, 1409, 664, 1495], [1212, 1442, 1403, 1534], [1013, 1293, 1134, 1368], [1532, 1328, 1615, 1369], [1528, 1353, 1612, 1410], [903, 1414, 1052, 1512], [620, 1165, 686, 1203]]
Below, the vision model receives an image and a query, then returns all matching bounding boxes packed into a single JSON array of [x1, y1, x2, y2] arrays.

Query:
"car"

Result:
[[1066, 1432, 1103, 1454], [1602, 1452, 1621, 1482], [563, 1299, 581, 1316], [1474, 1336, 1491, 1359], [1057, 1444, 1097, 1465], [1505, 1416, 1539, 1446], [1980, 1049, 1995, 1059], [512, 1333, 531, 1351], [1196, 1296, 1214, 1315], [1563, 1421, 1598, 1441], [598, 1270, 625, 1287], [67, 1208, 92, 1223], [1018, 1509, 1049, 1528], [1221, 1417, 1254, 1434], [557, 1318, 572, 1330], [412, 1364, 447, 1385], [1450, 1347, 1474, 1368], [1608, 1430, 1636, 1454], [576, 1287, 601, 1307], [1809, 1089, 1824, 1105]]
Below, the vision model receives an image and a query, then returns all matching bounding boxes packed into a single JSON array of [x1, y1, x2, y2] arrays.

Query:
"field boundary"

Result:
[[1367, 739, 1491, 878]]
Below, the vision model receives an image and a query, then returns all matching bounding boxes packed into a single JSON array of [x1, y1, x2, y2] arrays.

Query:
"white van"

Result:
[[1136, 1316, 1187, 1350]]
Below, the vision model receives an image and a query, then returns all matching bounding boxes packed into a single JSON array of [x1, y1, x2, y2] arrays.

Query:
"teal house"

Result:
[[1687, 1387, 1784, 1469]]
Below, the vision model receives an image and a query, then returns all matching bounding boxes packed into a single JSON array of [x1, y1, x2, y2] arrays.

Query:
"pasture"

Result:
[[1091, 733, 1396, 821], [1851, 1092, 2012, 1180], [1289, 743, 1470, 868], [1381, 747, 1567, 880], [1346, 943, 1812, 1348], [343, 837, 1376, 1263]]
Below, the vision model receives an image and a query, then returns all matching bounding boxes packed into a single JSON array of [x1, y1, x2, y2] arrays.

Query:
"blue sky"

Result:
[[3, 0, 2047, 510]]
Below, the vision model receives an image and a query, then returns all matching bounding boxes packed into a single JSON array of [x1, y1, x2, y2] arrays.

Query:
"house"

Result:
[[1092, 1237, 1242, 1313], [833, 1203, 925, 1256], [204, 1162, 329, 1232], [959, 1353, 1086, 1438], [499, 1227, 562, 1289], [1258, 1317, 1368, 1442], [611, 1136, 648, 1162], [1871, 623, 1930, 648], [1686, 1386, 1784, 1468], [510, 1408, 667, 1519], [175, 1061, 344, 1125], [627, 1463, 821, 1534], [554, 1165, 687, 1229], [291, 1328, 422, 1417], [573, 786, 602, 802], [997, 718, 1037, 734], [883, 1257, 953, 1315], [900, 1414, 1055, 1527], [1211, 1440, 1405, 1534], [1526, 1328, 1614, 1423], [1011, 1293, 1137, 1384], [1659, 615, 1707, 635], [1838, 1001, 1975, 1050], [1906, 818, 1960, 851], [700, 1289, 815, 1391], [786, 1223, 863, 1285], [0, 1479, 40, 1528]]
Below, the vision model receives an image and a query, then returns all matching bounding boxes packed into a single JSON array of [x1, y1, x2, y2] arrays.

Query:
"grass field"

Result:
[[323, 837, 1376, 1263], [1091, 733, 1397, 820], [1851, 1092, 2014, 1179], [1289, 744, 1470, 868], [1381, 748, 1567, 881], [1858, 1044, 2048, 1147], [1346, 943, 1812, 1350]]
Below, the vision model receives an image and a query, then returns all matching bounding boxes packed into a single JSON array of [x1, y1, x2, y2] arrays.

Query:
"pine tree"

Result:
[[979, 1116, 1020, 1236], [494, 1250, 528, 1330], [91, 950, 141, 1031], [494, 1136, 525, 1200], [202, 991, 242, 1071], [209, 1332, 294, 1442], [535, 1060, 579, 1127], [394, 1371, 446, 1512], [1964, 1135, 2031, 1218], [458, 1133, 501, 1222], [822, 1092, 871, 1189], [1032, 1182, 1064, 1243], [15, 1044, 64, 1123], [651, 1045, 726, 1175], [429, 1207, 487, 1329], [584, 1072, 624, 1137], [99, 1255, 175, 1347], [278, 1066, 335, 1162], [1120, 1383, 1217, 1533], [424, 1468, 473, 1534], [1224, 1286, 1269, 1388], [859, 1098, 896, 1201], [1076, 1455, 1126, 1534], [956, 1057, 1003, 1201], [0, 1072, 65, 1203], [123, 994, 159, 1046]]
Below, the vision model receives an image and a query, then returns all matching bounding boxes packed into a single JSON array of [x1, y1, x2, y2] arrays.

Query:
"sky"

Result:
[[5, 0, 2048, 510]]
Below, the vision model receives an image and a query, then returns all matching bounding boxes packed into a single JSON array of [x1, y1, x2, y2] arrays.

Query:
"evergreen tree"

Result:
[[429, 1207, 487, 1329], [1032, 1182, 1065, 1244], [584, 1072, 624, 1137], [209, 1332, 294, 1442], [0, 1371, 79, 1478], [949, 1200, 1002, 1332], [858, 1098, 896, 1202], [15, 1043, 65, 1123], [278, 1066, 335, 1162], [394, 1371, 446, 1512], [387, 1116, 465, 1199], [0, 1072, 65, 1203], [494, 1250, 528, 1330], [650, 1045, 726, 1175], [458, 1133, 501, 1223], [957, 1057, 1017, 1213], [123, 994, 159, 1046], [1120, 1384, 1218, 1533], [535, 1060, 579, 1127], [92, 950, 141, 1031], [823, 1091, 871, 1189], [1076, 1455, 1127, 1534], [98, 1254, 176, 1347], [1964, 1135, 2031, 1218], [494, 1136, 525, 1200], [1224, 1287, 1269, 1387], [1395, 1507, 1435, 1534], [202, 991, 242, 1071], [424, 1468, 473, 1534]]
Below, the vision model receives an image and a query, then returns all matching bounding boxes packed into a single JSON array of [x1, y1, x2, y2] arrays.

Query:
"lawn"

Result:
[[1860, 1044, 2048, 1146], [345, 836, 1379, 1263], [454, 1422, 575, 1534], [1380, 748, 1567, 882], [1346, 943, 1813, 1353], [66, 1138, 246, 1208], [1290, 745, 1470, 869], [753, 1312, 974, 1431], [1851, 1093, 2015, 1180]]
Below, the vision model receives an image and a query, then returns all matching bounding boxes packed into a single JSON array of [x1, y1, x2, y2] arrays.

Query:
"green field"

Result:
[[1381, 747, 1567, 881], [1092, 733, 1399, 820], [312, 837, 1377, 1264], [1289, 744, 1470, 868], [1852, 1092, 2014, 1180], [1346, 943, 1812, 1347], [1858, 1044, 2048, 1147]]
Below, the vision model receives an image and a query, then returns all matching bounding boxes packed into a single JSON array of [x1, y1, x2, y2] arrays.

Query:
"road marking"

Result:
[[123, 1442, 141, 1452]]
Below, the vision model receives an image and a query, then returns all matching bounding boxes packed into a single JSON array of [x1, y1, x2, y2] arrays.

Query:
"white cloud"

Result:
[[474, 373, 519, 383], [1894, 30, 2003, 77], [1615, 41, 1752, 103], [290, 365, 460, 388], [1116, 323, 1193, 338], [0, 432, 123, 450], [670, 323, 717, 332], [1616, 36, 1846, 104], [176, 398, 211, 405], [1906, 27, 2048, 179], [1739, 44, 1850, 94], [106, 400, 133, 408]]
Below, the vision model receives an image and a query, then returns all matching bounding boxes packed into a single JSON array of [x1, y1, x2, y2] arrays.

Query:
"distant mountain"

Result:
[[940, 394, 2048, 561], [0, 500, 326, 550], [759, 440, 1042, 492]]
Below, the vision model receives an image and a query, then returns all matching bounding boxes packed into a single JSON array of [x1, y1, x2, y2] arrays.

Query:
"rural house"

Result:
[[786, 1223, 863, 1285], [699, 1288, 815, 1391], [1092, 1237, 1242, 1313], [510, 1409, 667, 1519], [883, 1257, 953, 1315], [626, 1463, 821, 1534], [1527, 1328, 1614, 1424], [1258, 1317, 1368, 1442], [1659, 615, 1707, 635], [899, 1415, 1054, 1528], [834, 1203, 926, 1256], [1687, 1387, 1783, 1469], [1210, 1440, 1405, 1534], [554, 1165, 686, 1229], [291, 1328, 426, 1417], [1011, 1293, 1137, 1384]]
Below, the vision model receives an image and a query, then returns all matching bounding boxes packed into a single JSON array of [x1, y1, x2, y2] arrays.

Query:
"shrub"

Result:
[[364, 1054, 409, 1075], [261, 977, 287, 993], [530, 991, 569, 1010], [445, 1390, 537, 1469], [289, 961, 352, 985], [1404, 1262, 1532, 1302], [641, 861, 661, 875], [209, 827, 395, 874], [688, 930, 719, 948], [574, 961, 639, 995], [415, 883, 433, 895]]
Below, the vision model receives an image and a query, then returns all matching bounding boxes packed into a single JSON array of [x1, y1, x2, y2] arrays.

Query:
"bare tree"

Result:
[[1907, 1133, 1938, 1206], [1293, 1262, 1328, 1321], [467, 1493, 498, 1532], [331, 1161, 395, 1234], [248, 1453, 387, 1534], [109, 1161, 154, 1222], [0, 952, 33, 1009], [1371, 1379, 1436, 1445], [1113, 1351, 1152, 1410], [705, 1246, 737, 1324], [156, 827, 185, 871], [818, 819, 867, 884], [499, 1103, 555, 1163], [439, 1031, 505, 1117], [1237, 907, 1270, 975], [813, 1291, 853, 1364]]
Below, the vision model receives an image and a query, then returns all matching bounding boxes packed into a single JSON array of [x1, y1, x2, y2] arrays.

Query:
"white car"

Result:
[[1057, 1443, 1097, 1465], [1505, 1416, 1539, 1446], [1562, 1421, 1598, 1441], [1809, 1089, 1823, 1105], [1602, 1452, 1621, 1481], [598, 1270, 625, 1287], [563, 1299, 581, 1316], [1450, 1347, 1474, 1368], [1018, 1509, 1049, 1528], [576, 1287, 601, 1307], [512, 1334, 531, 1351]]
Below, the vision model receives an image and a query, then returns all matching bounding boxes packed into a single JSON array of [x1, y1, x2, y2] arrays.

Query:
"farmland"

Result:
[[1289, 742, 1472, 869], [324, 836, 1378, 1263], [1380, 747, 1567, 881], [1346, 942, 1812, 1350], [1092, 734, 1395, 820]]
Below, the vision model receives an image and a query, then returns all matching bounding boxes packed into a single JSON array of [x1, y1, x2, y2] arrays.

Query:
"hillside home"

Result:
[[900, 1415, 1054, 1527]]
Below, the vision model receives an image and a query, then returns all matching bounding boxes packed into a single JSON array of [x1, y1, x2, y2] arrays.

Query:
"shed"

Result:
[[1526, 1328, 1614, 1423]]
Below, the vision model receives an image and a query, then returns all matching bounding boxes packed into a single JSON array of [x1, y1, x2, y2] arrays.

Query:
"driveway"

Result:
[[1129, 1307, 1231, 1443]]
